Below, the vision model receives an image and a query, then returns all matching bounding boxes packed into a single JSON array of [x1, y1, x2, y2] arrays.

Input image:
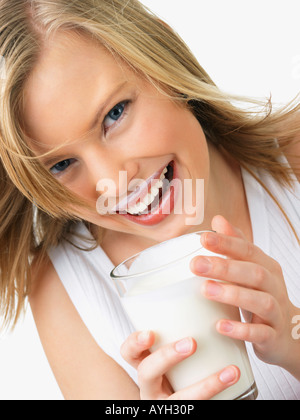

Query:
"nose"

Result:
[[87, 146, 139, 198]]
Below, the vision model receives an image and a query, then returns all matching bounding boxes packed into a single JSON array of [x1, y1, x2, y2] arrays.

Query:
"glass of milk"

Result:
[[110, 231, 258, 400]]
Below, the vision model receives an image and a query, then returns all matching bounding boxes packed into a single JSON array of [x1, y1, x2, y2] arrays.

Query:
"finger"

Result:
[[169, 365, 240, 400], [212, 215, 247, 240], [138, 337, 197, 398], [120, 331, 155, 369], [201, 280, 281, 327], [217, 320, 276, 346], [201, 231, 276, 273], [191, 256, 272, 293]]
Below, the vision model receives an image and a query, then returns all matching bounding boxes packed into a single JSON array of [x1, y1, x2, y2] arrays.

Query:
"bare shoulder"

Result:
[[29, 254, 139, 400]]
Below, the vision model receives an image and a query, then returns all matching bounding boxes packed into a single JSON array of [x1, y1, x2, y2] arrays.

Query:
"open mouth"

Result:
[[117, 161, 175, 217]]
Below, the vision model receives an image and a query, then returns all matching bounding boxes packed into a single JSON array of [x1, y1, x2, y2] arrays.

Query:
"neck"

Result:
[[202, 143, 253, 242]]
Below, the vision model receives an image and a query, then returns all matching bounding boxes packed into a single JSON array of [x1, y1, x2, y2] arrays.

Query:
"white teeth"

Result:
[[128, 201, 147, 215], [150, 186, 159, 196], [143, 192, 155, 206], [126, 165, 168, 215], [156, 179, 164, 189]]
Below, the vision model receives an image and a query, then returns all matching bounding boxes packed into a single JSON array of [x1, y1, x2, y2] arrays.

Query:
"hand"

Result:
[[121, 331, 240, 400], [190, 215, 300, 379]]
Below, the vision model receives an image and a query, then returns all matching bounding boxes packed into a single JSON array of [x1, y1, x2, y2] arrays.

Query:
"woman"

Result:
[[0, 0, 299, 400]]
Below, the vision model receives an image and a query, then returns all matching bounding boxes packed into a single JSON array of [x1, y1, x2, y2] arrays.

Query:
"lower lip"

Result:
[[118, 161, 179, 227]]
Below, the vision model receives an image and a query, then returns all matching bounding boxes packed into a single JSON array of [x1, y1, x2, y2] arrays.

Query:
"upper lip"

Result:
[[112, 162, 169, 213]]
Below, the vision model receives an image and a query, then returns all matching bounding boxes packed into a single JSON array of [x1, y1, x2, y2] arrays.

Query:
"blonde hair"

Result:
[[0, 0, 299, 328]]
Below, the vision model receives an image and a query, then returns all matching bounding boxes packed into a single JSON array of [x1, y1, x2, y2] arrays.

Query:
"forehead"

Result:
[[23, 31, 135, 152]]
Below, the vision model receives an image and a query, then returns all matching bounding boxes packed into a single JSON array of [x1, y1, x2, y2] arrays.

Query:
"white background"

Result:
[[0, 0, 299, 400]]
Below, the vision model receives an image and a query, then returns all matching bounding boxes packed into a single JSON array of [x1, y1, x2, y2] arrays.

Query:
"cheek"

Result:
[[127, 117, 174, 156], [65, 175, 99, 204], [127, 102, 208, 160], [169, 108, 210, 174]]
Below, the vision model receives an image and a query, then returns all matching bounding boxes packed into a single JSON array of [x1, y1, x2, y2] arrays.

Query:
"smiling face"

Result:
[[23, 31, 211, 243]]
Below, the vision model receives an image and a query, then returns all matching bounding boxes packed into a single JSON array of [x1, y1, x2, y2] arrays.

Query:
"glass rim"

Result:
[[110, 230, 215, 280]]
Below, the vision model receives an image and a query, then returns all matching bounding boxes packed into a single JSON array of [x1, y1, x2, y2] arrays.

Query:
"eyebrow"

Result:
[[41, 154, 70, 168], [89, 80, 128, 131], [39, 80, 129, 168]]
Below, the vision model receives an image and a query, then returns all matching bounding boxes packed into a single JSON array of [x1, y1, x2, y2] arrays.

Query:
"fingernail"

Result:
[[137, 331, 151, 345], [218, 321, 234, 333], [194, 257, 212, 274], [205, 233, 218, 247], [203, 281, 222, 297], [175, 338, 193, 354], [219, 367, 238, 384]]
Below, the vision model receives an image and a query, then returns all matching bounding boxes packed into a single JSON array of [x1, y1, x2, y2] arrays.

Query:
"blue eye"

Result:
[[103, 101, 128, 131], [50, 159, 75, 175]]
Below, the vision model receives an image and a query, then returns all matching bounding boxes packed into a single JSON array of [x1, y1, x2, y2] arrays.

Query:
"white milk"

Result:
[[122, 275, 256, 400], [117, 233, 256, 400]]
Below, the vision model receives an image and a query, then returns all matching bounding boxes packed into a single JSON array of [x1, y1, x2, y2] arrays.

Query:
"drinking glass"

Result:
[[111, 230, 258, 400]]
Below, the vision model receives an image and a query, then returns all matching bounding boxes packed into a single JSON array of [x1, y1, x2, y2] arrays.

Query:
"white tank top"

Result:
[[48, 159, 300, 400]]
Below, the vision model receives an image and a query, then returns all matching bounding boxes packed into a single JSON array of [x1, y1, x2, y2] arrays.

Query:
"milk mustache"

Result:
[[116, 233, 257, 400]]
